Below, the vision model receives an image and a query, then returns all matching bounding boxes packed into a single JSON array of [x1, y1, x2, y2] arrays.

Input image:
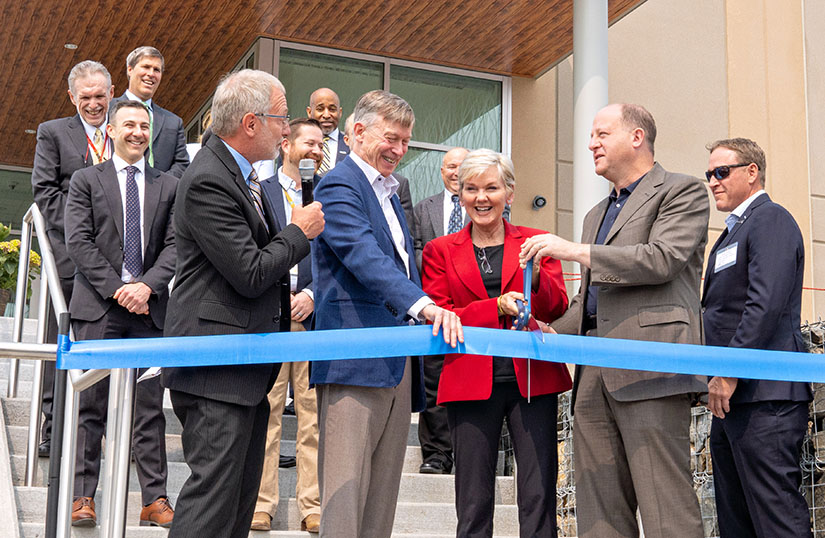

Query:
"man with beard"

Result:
[[250, 118, 324, 533]]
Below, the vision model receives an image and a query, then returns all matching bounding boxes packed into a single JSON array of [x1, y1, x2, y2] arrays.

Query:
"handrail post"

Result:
[[7, 211, 34, 398], [101, 368, 134, 538], [25, 267, 50, 485]]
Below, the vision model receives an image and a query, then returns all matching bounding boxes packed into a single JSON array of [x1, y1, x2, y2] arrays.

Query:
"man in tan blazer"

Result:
[[521, 103, 709, 538]]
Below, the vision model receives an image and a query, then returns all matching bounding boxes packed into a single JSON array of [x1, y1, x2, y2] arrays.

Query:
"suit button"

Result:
[[273, 316, 280, 323]]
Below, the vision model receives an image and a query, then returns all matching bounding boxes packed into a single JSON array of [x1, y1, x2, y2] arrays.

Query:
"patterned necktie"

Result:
[[144, 103, 154, 167], [448, 194, 462, 234], [123, 166, 143, 279], [319, 135, 332, 175], [247, 169, 269, 231], [92, 128, 107, 164]]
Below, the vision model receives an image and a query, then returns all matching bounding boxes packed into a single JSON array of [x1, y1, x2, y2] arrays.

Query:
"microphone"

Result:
[[299, 159, 315, 206]]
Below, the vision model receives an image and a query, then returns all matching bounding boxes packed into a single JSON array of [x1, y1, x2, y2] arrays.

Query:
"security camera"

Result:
[[532, 195, 547, 211]]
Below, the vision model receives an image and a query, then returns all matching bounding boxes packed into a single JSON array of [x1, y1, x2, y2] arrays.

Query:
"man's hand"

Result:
[[291, 291, 314, 322], [535, 320, 557, 334], [420, 304, 464, 348], [113, 282, 152, 315], [707, 376, 738, 419], [291, 201, 325, 239], [498, 291, 524, 317], [519, 233, 591, 268]]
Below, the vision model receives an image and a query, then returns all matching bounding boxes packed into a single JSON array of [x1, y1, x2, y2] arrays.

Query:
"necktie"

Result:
[[123, 166, 143, 280], [319, 135, 332, 175], [725, 214, 738, 232], [448, 194, 462, 234], [144, 103, 154, 167], [247, 169, 269, 231], [92, 128, 107, 164]]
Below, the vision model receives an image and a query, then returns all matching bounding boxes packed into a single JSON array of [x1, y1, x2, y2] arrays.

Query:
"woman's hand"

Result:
[[497, 291, 524, 317]]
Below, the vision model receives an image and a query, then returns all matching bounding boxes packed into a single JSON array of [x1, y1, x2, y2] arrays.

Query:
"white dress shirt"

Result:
[[124, 89, 153, 121], [441, 188, 466, 236], [349, 152, 432, 319], [325, 128, 340, 163], [79, 115, 110, 161], [112, 154, 146, 282], [276, 167, 313, 300]]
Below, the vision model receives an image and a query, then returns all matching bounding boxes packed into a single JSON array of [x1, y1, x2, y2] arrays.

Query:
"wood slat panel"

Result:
[[1, 0, 642, 168]]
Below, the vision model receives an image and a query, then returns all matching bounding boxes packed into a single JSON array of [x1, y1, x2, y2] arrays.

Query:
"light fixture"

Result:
[[64, 43, 78, 50]]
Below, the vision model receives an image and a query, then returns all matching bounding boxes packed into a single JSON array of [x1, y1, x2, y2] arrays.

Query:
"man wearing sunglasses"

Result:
[[520, 103, 709, 538], [702, 138, 812, 538]]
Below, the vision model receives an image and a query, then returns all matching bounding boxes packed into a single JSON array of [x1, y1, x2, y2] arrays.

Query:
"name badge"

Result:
[[714, 242, 738, 273]]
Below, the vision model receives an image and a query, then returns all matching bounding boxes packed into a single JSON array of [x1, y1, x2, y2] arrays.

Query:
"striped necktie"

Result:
[[319, 135, 332, 175], [247, 169, 269, 231], [143, 102, 154, 167]]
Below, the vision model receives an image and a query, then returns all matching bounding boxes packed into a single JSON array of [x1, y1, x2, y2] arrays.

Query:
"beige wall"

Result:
[[509, 0, 822, 319]]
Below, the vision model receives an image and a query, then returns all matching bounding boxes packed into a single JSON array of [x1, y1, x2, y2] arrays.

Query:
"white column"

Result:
[[572, 0, 610, 242]]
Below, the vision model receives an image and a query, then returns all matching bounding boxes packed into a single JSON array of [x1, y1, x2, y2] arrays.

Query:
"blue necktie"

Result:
[[725, 214, 738, 232], [448, 194, 462, 234], [123, 166, 143, 279]]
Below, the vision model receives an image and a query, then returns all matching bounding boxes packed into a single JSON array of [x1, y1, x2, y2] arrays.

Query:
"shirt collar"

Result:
[[78, 115, 108, 140], [252, 159, 276, 181], [609, 175, 643, 201], [277, 167, 300, 192], [111, 153, 145, 176], [730, 189, 766, 219], [349, 152, 400, 196], [326, 128, 339, 140], [219, 138, 253, 181], [125, 89, 153, 110]]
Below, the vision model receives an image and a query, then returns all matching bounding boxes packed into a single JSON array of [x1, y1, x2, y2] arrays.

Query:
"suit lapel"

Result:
[[449, 226, 489, 301], [500, 221, 523, 293], [262, 177, 288, 231], [68, 115, 93, 166], [430, 191, 445, 237], [151, 105, 165, 144], [98, 161, 124, 241], [603, 164, 663, 245], [143, 166, 162, 251], [580, 200, 609, 289]]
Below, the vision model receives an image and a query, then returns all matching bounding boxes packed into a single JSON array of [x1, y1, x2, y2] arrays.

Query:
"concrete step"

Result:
[[11, 455, 513, 504], [16, 487, 519, 535]]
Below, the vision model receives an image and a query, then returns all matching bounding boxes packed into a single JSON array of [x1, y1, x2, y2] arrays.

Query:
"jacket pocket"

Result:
[[197, 301, 250, 328], [638, 304, 689, 327]]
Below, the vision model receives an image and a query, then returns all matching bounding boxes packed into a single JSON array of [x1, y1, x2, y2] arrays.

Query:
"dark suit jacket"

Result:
[[552, 163, 710, 403], [393, 172, 415, 238], [310, 156, 426, 411], [31, 114, 97, 280], [334, 131, 349, 165], [65, 160, 177, 330], [702, 193, 811, 403], [110, 95, 189, 178], [161, 135, 310, 406], [260, 171, 317, 330], [413, 190, 469, 273]]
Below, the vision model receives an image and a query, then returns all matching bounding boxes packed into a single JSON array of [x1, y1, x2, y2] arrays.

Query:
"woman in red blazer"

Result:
[[422, 149, 571, 538]]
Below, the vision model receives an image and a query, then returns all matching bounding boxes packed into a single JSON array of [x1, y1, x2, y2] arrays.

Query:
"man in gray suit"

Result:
[[31, 60, 115, 456], [411, 146, 468, 474], [521, 103, 708, 538], [110, 46, 189, 178]]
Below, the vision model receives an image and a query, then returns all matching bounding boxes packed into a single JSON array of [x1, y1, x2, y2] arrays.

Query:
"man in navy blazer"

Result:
[[703, 138, 812, 538], [311, 90, 462, 538], [110, 46, 189, 178]]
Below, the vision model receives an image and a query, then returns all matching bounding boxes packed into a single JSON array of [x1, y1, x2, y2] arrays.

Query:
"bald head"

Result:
[[441, 147, 470, 194], [307, 88, 342, 135]]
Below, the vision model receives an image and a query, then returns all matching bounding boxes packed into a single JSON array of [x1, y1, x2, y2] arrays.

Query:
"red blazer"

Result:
[[422, 220, 572, 404]]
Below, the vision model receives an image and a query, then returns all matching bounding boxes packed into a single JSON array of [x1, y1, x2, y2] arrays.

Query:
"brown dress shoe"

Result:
[[139, 497, 174, 528], [301, 513, 320, 533], [250, 511, 272, 531], [71, 497, 96, 527]]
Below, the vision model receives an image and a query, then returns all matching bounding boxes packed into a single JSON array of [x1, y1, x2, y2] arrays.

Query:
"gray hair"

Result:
[[620, 103, 657, 154], [126, 46, 165, 72], [210, 69, 286, 138], [353, 90, 414, 130], [707, 137, 767, 186], [458, 149, 515, 195], [67, 61, 112, 96]]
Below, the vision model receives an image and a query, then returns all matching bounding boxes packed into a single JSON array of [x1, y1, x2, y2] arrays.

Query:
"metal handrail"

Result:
[[2, 204, 130, 538]]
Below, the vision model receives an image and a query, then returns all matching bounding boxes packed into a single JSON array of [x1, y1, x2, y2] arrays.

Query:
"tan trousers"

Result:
[[255, 322, 320, 519], [317, 359, 411, 538]]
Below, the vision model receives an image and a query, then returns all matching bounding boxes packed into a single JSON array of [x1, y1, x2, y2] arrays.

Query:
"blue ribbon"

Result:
[[56, 324, 825, 383]]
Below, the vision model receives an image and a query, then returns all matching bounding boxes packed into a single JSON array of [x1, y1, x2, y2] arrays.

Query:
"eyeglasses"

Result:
[[705, 163, 751, 182], [477, 247, 493, 274], [254, 113, 291, 124]]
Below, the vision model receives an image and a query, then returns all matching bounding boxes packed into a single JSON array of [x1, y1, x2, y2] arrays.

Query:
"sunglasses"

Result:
[[705, 163, 750, 182]]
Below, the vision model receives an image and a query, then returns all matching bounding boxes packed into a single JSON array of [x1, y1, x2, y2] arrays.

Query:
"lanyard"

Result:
[[84, 131, 109, 163]]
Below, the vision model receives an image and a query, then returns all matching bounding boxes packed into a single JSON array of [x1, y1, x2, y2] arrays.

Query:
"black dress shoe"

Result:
[[283, 402, 296, 416], [279, 454, 296, 468], [38, 439, 50, 458], [419, 460, 451, 474]]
